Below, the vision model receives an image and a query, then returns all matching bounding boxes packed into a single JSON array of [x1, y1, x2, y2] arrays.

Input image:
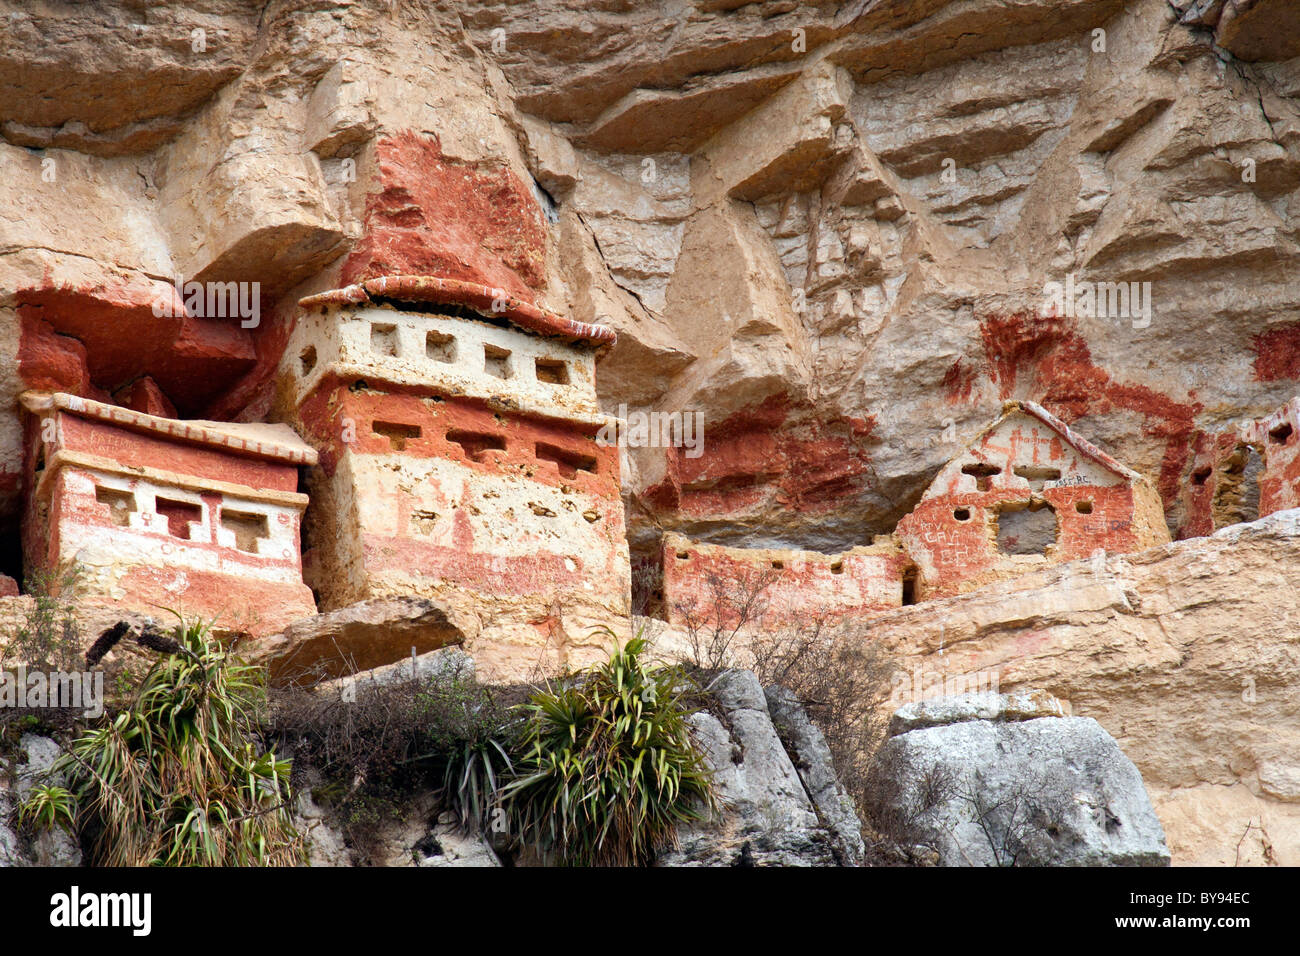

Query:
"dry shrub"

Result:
[[8, 565, 81, 671], [269, 661, 518, 861], [673, 566, 777, 671], [667, 562, 900, 820], [863, 747, 958, 863], [750, 620, 897, 817]]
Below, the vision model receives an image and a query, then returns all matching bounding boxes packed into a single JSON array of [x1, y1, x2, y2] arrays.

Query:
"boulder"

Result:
[[256, 597, 466, 685], [0, 735, 82, 867], [889, 689, 1067, 736], [869, 692, 1170, 867]]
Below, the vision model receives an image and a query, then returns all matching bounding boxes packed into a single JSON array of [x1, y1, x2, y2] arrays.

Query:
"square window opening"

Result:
[[221, 509, 269, 553], [95, 486, 136, 527], [484, 344, 512, 379], [426, 330, 456, 363], [535, 358, 569, 385]]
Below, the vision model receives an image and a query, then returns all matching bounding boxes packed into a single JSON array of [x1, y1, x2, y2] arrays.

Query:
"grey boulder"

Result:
[[869, 693, 1169, 867]]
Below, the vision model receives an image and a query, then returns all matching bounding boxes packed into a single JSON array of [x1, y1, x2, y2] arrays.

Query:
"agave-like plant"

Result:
[[24, 617, 303, 866], [20, 784, 74, 831], [416, 673, 517, 832], [503, 632, 716, 866]]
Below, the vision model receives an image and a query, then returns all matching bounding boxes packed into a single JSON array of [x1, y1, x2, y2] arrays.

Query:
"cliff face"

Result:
[[859, 509, 1300, 867], [4, 0, 1300, 556], [2, 0, 1299, 863]]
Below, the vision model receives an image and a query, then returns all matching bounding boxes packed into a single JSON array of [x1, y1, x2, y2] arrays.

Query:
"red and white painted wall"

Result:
[[662, 531, 909, 631], [895, 401, 1171, 600], [276, 279, 630, 678], [1179, 396, 1300, 537], [662, 400, 1174, 628], [19, 392, 317, 635]]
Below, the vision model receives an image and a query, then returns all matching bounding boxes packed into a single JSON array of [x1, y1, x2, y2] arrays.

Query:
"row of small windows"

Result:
[[297, 324, 574, 386], [951, 500, 1092, 521], [370, 420, 598, 478], [960, 463, 1064, 492], [673, 549, 847, 575], [94, 485, 270, 552]]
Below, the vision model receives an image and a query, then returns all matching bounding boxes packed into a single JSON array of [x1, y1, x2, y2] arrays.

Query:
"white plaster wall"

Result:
[[55, 467, 307, 599], [283, 305, 601, 420]]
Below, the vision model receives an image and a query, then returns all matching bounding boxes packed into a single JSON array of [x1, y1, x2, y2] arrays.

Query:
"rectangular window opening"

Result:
[[535, 442, 596, 479], [448, 429, 507, 462], [155, 497, 202, 540], [484, 343, 512, 380], [95, 486, 136, 527], [535, 358, 569, 385], [996, 501, 1057, 556], [370, 322, 399, 357], [372, 421, 422, 452], [426, 330, 456, 363], [221, 509, 269, 553], [901, 567, 918, 606]]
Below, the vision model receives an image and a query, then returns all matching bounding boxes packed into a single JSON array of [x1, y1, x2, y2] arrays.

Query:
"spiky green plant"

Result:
[[24, 617, 303, 866], [503, 632, 716, 866], [414, 671, 517, 832], [440, 735, 514, 833], [20, 784, 74, 831]]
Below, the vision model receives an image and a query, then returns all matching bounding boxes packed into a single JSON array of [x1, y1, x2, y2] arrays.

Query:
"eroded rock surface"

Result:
[[870, 693, 1170, 867], [864, 509, 1300, 865], [3, 0, 1299, 573], [659, 669, 863, 866]]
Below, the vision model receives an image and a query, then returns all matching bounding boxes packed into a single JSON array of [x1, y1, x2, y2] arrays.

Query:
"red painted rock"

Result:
[[342, 131, 547, 300]]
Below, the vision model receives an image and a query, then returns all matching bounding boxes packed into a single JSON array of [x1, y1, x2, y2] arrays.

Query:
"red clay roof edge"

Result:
[[298, 275, 616, 348], [1000, 399, 1143, 483]]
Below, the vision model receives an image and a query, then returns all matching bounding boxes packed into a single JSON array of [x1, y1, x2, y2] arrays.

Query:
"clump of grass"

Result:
[[503, 631, 716, 866], [23, 616, 302, 867]]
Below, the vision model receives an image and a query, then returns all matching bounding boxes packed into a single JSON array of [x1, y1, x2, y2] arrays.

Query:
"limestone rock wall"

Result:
[[858, 509, 1300, 866], [3, 0, 1299, 563], [2, 0, 1299, 861]]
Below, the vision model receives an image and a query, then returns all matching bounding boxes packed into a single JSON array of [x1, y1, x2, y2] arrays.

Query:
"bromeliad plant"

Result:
[[23, 617, 303, 867], [503, 632, 716, 866]]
